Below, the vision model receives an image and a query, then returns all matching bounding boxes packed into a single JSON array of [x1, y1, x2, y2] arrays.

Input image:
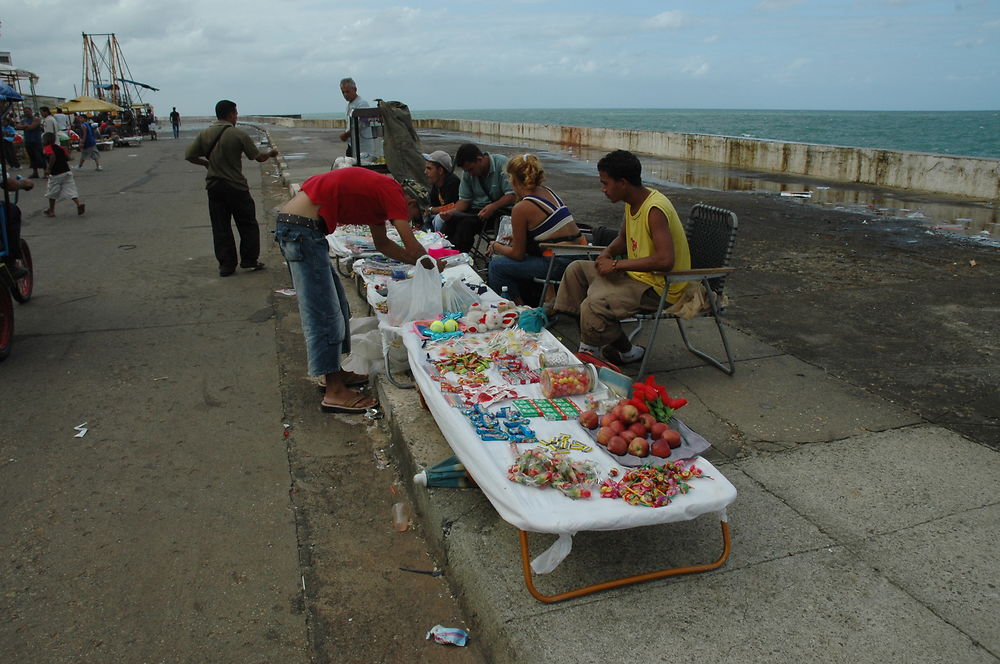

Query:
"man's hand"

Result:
[[595, 254, 617, 277], [339, 131, 349, 142], [477, 204, 495, 221]]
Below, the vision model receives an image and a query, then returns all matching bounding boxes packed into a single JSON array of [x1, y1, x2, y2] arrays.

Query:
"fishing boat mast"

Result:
[[81, 33, 158, 109]]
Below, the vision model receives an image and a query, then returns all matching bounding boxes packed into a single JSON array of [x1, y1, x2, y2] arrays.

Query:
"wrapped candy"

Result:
[[599, 461, 706, 508], [539, 364, 595, 398], [507, 447, 598, 499]]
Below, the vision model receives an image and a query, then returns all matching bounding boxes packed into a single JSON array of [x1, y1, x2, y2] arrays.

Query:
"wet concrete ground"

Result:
[[406, 127, 999, 450]]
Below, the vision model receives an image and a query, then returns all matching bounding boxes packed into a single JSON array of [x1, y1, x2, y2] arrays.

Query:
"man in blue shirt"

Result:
[[439, 143, 515, 253]]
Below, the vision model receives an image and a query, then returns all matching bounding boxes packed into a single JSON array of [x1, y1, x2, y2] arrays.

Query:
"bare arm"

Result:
[[439, 198, 471, 221], [478, 192, 516, 221], [254, 148, 279, 163], [596, 207, 674, 276], [490, 200, 534, 261], [371, 219, 429, 265]]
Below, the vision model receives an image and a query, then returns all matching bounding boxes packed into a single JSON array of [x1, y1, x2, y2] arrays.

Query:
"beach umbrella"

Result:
[[0, 83, 23, 102], [62, 95, 123, 113]]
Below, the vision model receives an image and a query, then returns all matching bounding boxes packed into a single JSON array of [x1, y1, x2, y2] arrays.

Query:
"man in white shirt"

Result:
[[39, 107, 58, 138], [337, 77, 371, 159]]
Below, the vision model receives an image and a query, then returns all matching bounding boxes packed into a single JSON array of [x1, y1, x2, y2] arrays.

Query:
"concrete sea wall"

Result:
[[248, 116, 1000, 201]]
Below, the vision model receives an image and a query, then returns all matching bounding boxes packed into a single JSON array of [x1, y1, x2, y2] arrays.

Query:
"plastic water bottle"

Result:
[[391, 502, 411, 532], [501, 285, 509, 300]]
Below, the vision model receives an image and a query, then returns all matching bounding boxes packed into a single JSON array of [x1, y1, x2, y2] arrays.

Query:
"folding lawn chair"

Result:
[[626, 203, 738, 377]]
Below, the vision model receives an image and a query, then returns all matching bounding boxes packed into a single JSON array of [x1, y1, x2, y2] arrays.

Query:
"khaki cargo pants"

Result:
[[553, 260, 661, 347]]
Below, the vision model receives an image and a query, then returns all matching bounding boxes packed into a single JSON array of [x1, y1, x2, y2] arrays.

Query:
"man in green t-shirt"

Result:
[[439, 142, 515, 253], [185, 99, 278, 277]]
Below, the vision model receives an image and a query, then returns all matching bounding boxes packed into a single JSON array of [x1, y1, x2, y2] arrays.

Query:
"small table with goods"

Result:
[[399, 306, 737, 603]]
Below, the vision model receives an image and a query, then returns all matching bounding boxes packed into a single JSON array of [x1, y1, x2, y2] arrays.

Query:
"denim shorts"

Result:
[[274, 220, 351, 376]]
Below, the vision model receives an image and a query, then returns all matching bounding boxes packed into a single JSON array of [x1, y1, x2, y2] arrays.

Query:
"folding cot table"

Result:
[[399, 323, 737, 602]]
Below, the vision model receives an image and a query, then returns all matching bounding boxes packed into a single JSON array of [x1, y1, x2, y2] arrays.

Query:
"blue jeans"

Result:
[[172, 123, 180, 138], [487, 254, 575, 302], [274, 222, 351, 376]]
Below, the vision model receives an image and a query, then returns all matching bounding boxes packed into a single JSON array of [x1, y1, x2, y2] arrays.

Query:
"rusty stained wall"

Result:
[[251, 116, 1000, 201]]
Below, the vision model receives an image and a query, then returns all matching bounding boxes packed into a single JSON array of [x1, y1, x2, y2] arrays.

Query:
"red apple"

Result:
[[620, 404, 639, 423], [619, 429, 637, 444], [578, 410, 599, 430], [663, 429, 682, 449], [611, 405, 623, 419], [628, 437, 650, 458], [600, 413, 618, 428], [650, 439, 673, 458], [650, 422, 669, 439], [607, 436, 628, 456], [595, 427, 614, 446], [608, 420, 625, 435], [639, 413, 657, 429], [628, 422, 648, 438]]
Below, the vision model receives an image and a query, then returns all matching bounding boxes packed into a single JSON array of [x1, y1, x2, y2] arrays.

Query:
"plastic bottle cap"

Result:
[[413, 471, 427, 486]]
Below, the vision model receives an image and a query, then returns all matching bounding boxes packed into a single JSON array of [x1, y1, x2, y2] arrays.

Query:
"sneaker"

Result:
[[602, 344, 645, 365], [75, 164, 83, 169], [96, 165, 102, 171], [241, 261, 266, 271]]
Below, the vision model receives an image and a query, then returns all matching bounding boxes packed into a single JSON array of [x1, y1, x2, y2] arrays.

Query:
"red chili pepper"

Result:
[[666, 397, 688, 410], [630, 398, 650, 413]]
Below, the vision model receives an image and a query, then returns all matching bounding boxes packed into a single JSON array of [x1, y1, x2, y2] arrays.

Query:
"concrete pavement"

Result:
[[266, 122, 999, 663], [0, 133, 308, 662]]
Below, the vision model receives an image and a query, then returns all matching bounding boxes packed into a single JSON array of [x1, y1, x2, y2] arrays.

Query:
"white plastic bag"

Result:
[[443, 277, 478, 314], [341, 317, 408, 376], [387, 256, 442, 326]]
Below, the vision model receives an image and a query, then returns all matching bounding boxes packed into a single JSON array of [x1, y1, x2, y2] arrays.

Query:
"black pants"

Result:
[[24, 142, 44, 171], [443, 210, 485, 253], [206, 181, 259, 273], [2, 202, 22, 263]]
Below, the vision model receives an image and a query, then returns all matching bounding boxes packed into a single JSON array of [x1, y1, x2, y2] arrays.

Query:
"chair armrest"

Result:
[[538, 242, 607, 256], [664, 267, 736, 281]]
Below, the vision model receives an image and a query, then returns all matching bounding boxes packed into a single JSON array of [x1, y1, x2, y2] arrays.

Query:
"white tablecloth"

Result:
[[400, 327, 737, 571]]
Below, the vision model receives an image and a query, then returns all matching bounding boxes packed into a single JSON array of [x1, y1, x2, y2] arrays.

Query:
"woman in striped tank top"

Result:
[[486, 154, 587, 305]]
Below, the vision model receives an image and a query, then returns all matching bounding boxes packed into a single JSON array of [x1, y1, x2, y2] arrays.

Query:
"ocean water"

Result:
[[307, 108, 1000, 160]]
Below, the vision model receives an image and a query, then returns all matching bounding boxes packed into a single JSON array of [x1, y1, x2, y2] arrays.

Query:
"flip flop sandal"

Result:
[[317, 374, 369, 390], [320, 393, 378, 414]]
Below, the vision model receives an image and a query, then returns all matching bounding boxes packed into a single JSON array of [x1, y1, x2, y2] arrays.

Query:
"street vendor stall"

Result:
[[328, 222, 736, 601], [399, 324, 736, 602]]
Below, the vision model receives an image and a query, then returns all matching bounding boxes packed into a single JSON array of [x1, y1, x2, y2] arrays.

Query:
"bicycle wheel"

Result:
[[0, 288, 12, 361], [11, 238, 33, 304]]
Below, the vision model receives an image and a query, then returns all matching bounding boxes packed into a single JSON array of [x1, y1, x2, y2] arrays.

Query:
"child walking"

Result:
[[42, 132, 84, 216]]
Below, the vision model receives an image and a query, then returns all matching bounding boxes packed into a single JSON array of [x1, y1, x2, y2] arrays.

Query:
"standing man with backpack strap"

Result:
[[185, 99, 278, 277]]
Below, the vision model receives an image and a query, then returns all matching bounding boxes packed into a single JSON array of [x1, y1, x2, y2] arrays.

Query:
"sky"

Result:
[[2, 0, 998, 116]]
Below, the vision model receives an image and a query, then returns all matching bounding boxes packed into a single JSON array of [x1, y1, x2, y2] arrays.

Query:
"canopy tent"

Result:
[[61, 95, 124, 113]]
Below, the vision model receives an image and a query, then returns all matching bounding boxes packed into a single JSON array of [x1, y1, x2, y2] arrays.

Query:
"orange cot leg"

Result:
[[518, 520, 732, 604]]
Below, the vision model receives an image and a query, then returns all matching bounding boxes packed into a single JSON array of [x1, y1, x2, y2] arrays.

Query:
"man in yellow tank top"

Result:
[[553, 150, 690, 366]]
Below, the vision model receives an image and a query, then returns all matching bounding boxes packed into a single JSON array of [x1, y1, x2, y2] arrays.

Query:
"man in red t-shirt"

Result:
[[275, 167, 433, 414]]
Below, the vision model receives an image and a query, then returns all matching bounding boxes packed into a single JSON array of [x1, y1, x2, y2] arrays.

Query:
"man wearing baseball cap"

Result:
[[421, 149, 460, 232]]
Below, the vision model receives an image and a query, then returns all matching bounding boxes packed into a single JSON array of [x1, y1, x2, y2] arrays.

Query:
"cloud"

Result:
[[2, 1, 997, 114], [646, 11, 685, 30], [755, 0, 802, 10]]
